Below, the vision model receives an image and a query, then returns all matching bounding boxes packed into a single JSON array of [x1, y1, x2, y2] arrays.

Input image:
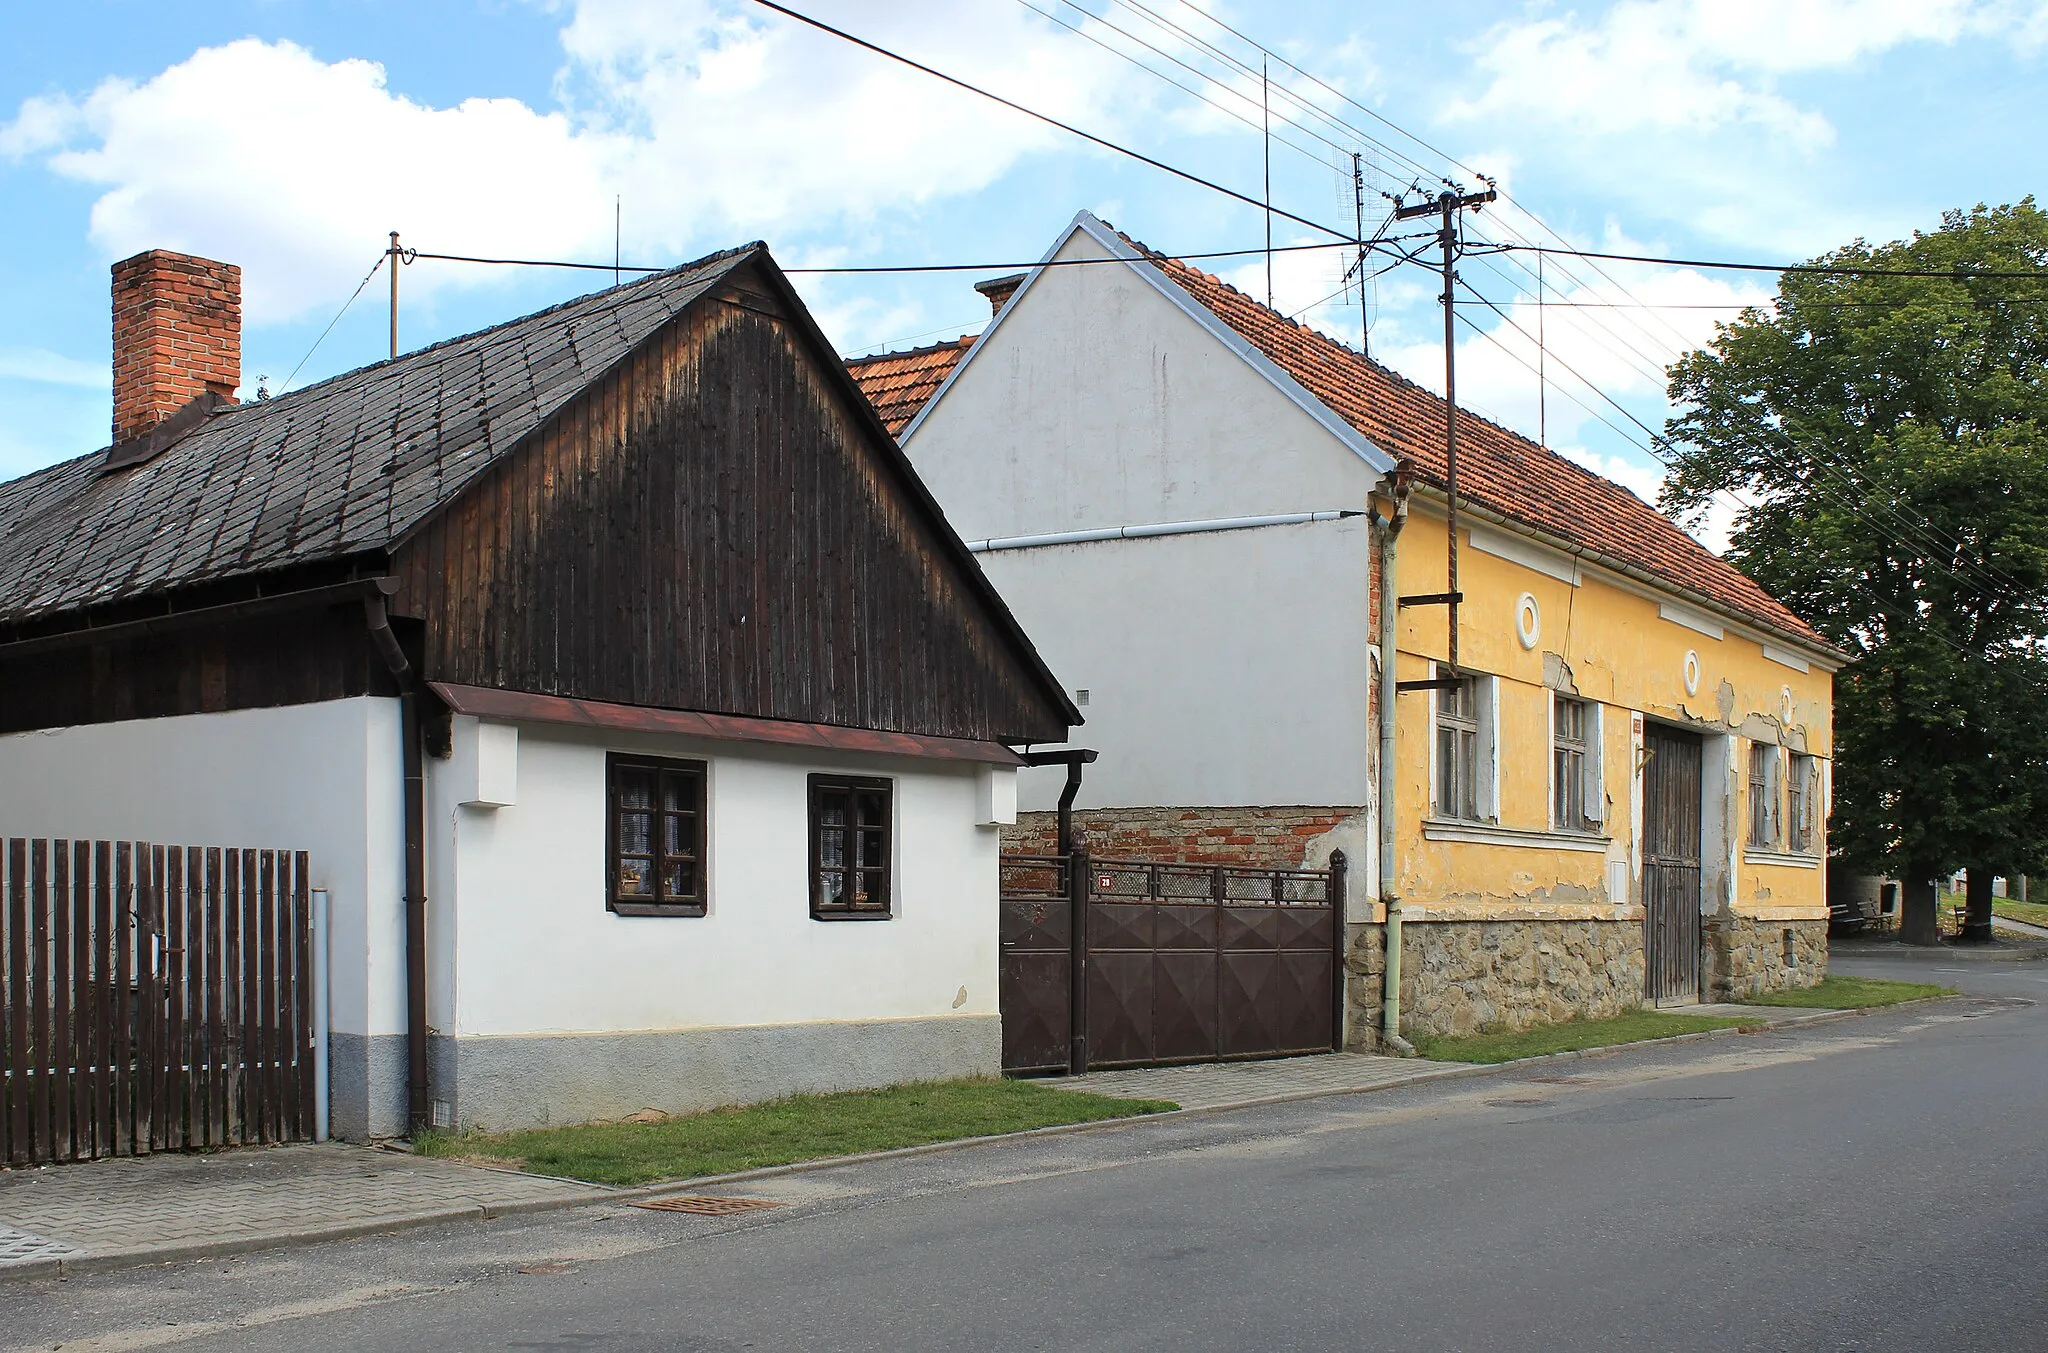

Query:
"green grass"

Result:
[[1992, 898, 2048, 929], [1411, 1009, 1762, 1064], [414, 1078, 1176, 1186], [1740, 974, 1950, 1008]]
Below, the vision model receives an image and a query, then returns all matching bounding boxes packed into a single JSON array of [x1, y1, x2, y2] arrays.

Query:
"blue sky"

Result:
[[5, 0, 2044, 540]]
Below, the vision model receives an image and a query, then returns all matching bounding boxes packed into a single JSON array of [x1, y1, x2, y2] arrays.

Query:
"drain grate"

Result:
[[633, 1195, 784, 1215]]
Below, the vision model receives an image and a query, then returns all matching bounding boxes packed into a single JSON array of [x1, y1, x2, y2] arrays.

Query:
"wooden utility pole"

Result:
[[1393, 185, 1495, 675]]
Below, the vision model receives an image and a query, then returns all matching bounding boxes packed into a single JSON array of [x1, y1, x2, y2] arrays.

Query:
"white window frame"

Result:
[[1431, 666, 1498, 824], [1786, 752, 1818, 854], [1747, 741, 1782, 850], [1550, 693, 1605, 833]]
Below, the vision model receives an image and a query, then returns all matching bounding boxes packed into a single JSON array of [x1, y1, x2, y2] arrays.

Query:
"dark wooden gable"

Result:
[[391, 255, 1073, 745]]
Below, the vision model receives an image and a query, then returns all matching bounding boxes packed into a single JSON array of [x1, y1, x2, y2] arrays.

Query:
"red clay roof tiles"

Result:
[[846, 336, 976, 437]]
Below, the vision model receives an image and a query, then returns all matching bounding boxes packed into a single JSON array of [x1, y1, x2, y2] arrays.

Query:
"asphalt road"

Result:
[[6, 948, 2045, 1353]]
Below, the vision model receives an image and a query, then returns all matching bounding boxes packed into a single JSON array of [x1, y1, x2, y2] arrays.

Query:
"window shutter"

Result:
[[1766, 748, 1783, 845], [1581, 704, 1605, 824]]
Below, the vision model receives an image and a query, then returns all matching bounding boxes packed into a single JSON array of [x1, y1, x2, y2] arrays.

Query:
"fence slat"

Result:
[[257, 851, 278, 1143], [292, 854, 314, 1141], [206, 848, 226, 1147], [74, 843, 96, 1160], [92, 841, 115, 1158], [52, 844, 74, 1162], [6, 840, 27, 1165], [113, 843, 134, 1155], [30, 840, 52, 1163], [240, 851, 261, 1144], [140, 845, 164, 1153], [166, 846, 188, 1151]]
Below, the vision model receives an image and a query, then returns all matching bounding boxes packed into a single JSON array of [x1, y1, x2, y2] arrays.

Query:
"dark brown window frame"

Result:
[[606, 753, 709, 917], [809, 774, 894, 921]]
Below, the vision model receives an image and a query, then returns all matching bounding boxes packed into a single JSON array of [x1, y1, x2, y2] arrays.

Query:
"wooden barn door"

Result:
[[1641, 728, 1704, 1005]]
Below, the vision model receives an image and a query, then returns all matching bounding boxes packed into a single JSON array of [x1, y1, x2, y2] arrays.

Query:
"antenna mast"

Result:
[[387, 231, 401, 359], [1262, 58, 1273, 308]]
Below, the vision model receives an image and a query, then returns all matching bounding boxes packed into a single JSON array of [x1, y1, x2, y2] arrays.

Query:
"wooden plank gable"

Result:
[[392, 258, 1073, 745]]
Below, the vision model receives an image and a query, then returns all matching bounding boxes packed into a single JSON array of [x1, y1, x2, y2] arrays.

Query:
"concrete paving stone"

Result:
[[0, 1142, 604, 1268]]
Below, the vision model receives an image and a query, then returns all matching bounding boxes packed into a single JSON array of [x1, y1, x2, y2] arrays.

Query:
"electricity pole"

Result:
[[1393, 185, 1495, 674]]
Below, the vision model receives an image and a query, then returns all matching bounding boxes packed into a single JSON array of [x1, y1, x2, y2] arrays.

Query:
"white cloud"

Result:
[[1, 2, 1138, 324], [0, 348, 108, 389], [1454, 0, 2014, 146]]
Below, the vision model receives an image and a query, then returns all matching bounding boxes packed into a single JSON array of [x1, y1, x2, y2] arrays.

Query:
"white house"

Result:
[[0, 244, 1078, 1139]]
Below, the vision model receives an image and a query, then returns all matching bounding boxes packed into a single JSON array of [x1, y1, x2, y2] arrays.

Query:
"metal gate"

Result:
[[2, 840, 317, 1166], [999, 851, 1346, 1074], [1641, 728, 1703, 1004]]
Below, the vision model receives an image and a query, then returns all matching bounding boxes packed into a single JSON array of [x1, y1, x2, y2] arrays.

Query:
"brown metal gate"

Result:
[[999, 850, 1346, 1074], [1641, 728, 1703, 1004], [2, 840, 316, 1166]]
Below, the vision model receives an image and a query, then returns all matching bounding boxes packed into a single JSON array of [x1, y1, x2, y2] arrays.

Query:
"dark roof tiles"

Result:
[[0, 244, 758, 626]]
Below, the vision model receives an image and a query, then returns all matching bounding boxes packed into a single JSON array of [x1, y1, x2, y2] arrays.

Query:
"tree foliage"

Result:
[[1662, 201, 2048, 886]]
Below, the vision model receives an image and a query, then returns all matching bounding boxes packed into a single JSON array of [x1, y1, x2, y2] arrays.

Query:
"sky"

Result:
[[4, 0, 2045, 547]]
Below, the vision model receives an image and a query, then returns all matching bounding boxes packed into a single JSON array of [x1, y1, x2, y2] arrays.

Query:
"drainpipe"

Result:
[[364, 588, 432, 1136], [1376, 484, 1417, 1056]]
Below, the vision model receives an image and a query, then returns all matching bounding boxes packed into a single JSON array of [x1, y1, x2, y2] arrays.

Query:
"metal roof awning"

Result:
[[428, 683, 1026, 767]]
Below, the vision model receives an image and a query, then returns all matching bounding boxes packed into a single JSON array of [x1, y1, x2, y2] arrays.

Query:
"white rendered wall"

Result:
[[904, 226, 1379, 811], [438, 723, 1005, 1038], [0, 698, 406, 1041], [905, 226, 1379, 539], [982, 520, 1374, 810]]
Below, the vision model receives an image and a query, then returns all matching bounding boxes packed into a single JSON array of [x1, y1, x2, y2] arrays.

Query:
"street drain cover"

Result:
[[633, 1195, 784, 1215], [1487, 1097, 1552, 1107]]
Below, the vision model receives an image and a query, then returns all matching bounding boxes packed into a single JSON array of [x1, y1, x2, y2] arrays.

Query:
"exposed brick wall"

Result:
[[112, 249, 241, 446], [1003, 805, 1366, 870]]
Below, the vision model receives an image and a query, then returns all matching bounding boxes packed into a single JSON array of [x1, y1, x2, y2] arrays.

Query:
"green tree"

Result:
[[1661, 201, 2048, 944]]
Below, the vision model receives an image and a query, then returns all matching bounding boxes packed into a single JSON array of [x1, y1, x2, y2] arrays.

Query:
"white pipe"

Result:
[[966, 510, 1361, 554], [312, 887, 331, 1142]]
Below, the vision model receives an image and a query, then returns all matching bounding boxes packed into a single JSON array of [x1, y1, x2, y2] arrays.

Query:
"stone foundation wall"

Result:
[[1703, 915, 1827, 1001], [1344, 917, 1646, 1043], [1002, 805, 1366, 870]]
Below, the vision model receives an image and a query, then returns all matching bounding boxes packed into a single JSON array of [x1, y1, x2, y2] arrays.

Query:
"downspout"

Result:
[[1376, 483, 1417, 1056], [364, 588, 432, 1135]]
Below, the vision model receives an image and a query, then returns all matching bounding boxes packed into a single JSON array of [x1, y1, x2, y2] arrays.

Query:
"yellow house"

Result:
[[855, 212, 1842, 1049]]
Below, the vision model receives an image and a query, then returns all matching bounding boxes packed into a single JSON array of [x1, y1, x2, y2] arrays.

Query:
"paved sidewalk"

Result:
[[1060, 1052, 1465, 1109], [0, 1143, 604, 1276]]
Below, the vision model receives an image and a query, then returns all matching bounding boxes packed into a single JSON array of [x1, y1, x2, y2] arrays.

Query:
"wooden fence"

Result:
[[1, 841, 315, 1166]]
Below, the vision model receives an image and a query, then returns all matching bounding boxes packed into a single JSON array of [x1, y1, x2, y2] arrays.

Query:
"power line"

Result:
[[1488, 242, 2048, 283], [744, 0, 1360, 245], [403, 237, 1425, 277], [280, 253, 386, 393], [1455, 284, 2018, 600]]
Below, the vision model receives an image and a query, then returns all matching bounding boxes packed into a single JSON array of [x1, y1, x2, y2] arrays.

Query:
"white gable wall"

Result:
[[904, 226, 1382, 810]]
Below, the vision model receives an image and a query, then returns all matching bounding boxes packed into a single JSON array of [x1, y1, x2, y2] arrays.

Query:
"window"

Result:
[[810, 775, 893, 919], [1553, 697, 1603, 832], [1435, 676, 1483, 821], [1787, 753, 1818, 853], [607, 755, 707, 915], [1747, 743, 1781, 849]]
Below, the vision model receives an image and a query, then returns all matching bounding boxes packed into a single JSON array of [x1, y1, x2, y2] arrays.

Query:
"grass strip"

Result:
[[1740, 974, 1950, 1008], [1411, 1009, 1761, 1064], [415, 1078, 1176, 1187], [1992, 898, 2048, 929]]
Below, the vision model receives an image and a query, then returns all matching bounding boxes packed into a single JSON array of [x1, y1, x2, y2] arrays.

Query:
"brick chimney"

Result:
[[111, 249, 241, 447], [973, 272, 1026, 316]]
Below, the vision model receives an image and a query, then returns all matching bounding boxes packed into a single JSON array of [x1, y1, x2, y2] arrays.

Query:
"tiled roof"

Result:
[[845, 336, 976, 436], [1125, 241, 1830, 651], [0, 245, 758, 627]]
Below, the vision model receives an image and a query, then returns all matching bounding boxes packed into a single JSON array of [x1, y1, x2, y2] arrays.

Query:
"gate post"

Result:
[[1067, 847, 1090, 1075], [1328, 850, 1348, 1051]]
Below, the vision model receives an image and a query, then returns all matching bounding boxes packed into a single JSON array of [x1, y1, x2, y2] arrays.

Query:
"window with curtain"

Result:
[[607, 755, 707, 916], [810, 775, 893, 919]]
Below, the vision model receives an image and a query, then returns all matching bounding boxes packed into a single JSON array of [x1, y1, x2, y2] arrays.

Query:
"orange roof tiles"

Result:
[[846, 336, 976, 437], [844, 234, 1830, 655]]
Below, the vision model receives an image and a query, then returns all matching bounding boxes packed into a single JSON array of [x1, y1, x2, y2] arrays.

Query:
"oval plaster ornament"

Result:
[[1781, 686, 1795, 723], [1515, 592, 1541, 649], [1683, 649, 1701, 696]]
